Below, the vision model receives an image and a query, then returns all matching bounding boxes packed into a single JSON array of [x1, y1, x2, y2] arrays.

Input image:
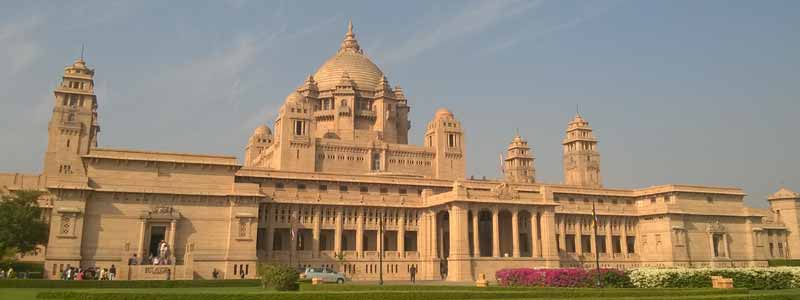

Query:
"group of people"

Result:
[[127, 240, 172, 266], [0, 268, 15, 279], [60, 265, 117, 280]]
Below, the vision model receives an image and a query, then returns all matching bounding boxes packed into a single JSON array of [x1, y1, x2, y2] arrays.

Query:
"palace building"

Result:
[[2, 22, 798, 281]]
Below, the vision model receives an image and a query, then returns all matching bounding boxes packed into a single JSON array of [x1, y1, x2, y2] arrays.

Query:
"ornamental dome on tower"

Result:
[[434, 108, 454, 119], [253, 124, 271, 136], [312, 20, 384, 91]]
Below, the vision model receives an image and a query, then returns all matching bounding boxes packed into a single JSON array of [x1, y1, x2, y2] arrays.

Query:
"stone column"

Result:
[[262, 205, 271, 256], [431, 210, 438, 258], [472, 210, 480, 257], [605, 218, 613, 256], [492, 207, 500, 257], [531, 209, 541, 257], [137, 219, 146, 259], [620, 217, 628, 256], [398, 208, 406, 257], [334, 207, 343, 255], [312, 206, 321, 258], [169, 220, 177, 258], [558, 216, 567, 253], [541, 209, 560, 267], [512, 208, 520, 258], [447, 203, 472, 281], [356, 207, 364, 257], [723, 233, 730, 258], [575, 216, 583, 254]]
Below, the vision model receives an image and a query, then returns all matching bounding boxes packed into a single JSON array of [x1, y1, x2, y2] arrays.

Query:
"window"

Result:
[[447, 134, 456, 147], [712, 234, 722, 257], [380, 187, 388, 194], [623, 236, 637, 254], [359, 186, 368, 194], [568, 198, 574, 203], [339, 185, 348, 193], [371, 152, 381, 171], [650, 197, 656, 204], [275, 182, 285, 190], [399, 188, 407, 195], [293, 120, 306, 136], [706, 196, 713, 203], [318, 185, 327, 192], [297, 183, 306, 191]]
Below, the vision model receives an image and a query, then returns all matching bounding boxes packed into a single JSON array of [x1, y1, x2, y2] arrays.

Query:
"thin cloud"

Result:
[[379, 0, 544, 63], [0, 15, 44, 75], [481, 0, 624, 54]]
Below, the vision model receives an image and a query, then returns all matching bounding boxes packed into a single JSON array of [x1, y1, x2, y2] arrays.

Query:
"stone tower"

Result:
[[272, 91, 316, 171], [768, 187, 800, 258], [503, 134, 535, 183], [43, 57, 100, 177], [562, 114, 601, 187], [425, 108, 466, 180], [244, 125, 273, 167]]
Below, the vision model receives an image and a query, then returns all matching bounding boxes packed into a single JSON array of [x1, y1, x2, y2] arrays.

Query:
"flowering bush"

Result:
[[628, 267, 800, 290], [496, 268, 630, 288]]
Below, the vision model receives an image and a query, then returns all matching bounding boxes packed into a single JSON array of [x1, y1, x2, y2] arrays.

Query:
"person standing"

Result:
[[128, 254, 138, 265], [239, 267, 245, 279], [409, 265, 417, 283], [212, 268, 219, 280], [109, 264, 116, 280]]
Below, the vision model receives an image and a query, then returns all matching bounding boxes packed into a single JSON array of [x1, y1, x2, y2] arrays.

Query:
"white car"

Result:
[[303, 267, 346, 284]]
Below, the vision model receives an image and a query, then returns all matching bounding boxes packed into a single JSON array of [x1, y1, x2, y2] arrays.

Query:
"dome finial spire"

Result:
[[347, 19, 354, 36], [339, 19, 362, 54]]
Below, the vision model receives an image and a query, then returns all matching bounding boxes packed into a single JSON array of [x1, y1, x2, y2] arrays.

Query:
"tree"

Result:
[[0, 190, 49, 261]]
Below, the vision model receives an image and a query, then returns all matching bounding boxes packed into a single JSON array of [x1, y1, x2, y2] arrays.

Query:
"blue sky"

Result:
[[1, 0, 798, 207]]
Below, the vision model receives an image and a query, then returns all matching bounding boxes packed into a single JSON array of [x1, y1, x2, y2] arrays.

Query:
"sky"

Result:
[[1, 0, 798, 208]]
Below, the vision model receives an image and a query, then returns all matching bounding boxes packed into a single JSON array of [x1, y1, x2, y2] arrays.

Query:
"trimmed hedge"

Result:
[[629, 268, 800, 289], [0, 279, 261, 289], [770, 260, 800, 267], [495, 268, 632, 288], [0, 261, 44, 279], [35, 288, 749, 300]]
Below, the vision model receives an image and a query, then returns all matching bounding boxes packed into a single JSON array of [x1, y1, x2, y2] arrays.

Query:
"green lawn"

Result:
[[2, 284, 800, 300]]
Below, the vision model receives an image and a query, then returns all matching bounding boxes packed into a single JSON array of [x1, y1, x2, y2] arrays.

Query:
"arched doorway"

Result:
[[478, 210, 493, 257], [436, 211, 450, 259], [436, 210, 450, 280], [518, 210, 532, 257], [499, 210, 513, 257]]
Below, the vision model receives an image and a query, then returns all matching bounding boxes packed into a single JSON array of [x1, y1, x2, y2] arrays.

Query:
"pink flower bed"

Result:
[[496, 268, 626, 287]]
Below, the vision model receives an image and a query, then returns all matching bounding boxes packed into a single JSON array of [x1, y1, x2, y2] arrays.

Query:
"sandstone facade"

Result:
[[1, 22, 797, 281]]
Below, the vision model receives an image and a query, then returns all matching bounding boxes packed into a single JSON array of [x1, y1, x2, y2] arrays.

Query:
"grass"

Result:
[[2, 283, 800, 300]]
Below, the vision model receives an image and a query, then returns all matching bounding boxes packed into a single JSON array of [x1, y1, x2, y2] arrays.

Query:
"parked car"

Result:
[[302, 267, 346, 284]]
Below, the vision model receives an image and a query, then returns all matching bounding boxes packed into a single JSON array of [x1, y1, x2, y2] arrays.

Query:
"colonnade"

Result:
[[555, 215, 633, 256]]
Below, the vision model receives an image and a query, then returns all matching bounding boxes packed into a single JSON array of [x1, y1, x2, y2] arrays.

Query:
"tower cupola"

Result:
[[504, 133, 535, 183], [562, 114, 601, 187]]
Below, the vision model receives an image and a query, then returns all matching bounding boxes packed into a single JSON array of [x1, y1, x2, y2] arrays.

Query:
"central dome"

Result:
[[312, 21, 384, 91]]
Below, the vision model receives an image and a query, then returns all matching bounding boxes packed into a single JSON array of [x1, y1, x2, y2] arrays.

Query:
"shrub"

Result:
[[769, 260, 800, 267], [257, 263, 299, 291], [34, 289, 750, 300], [628, 267, 800, 289], [495, 268, 630, 288], [1, 279, 260, 289]]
